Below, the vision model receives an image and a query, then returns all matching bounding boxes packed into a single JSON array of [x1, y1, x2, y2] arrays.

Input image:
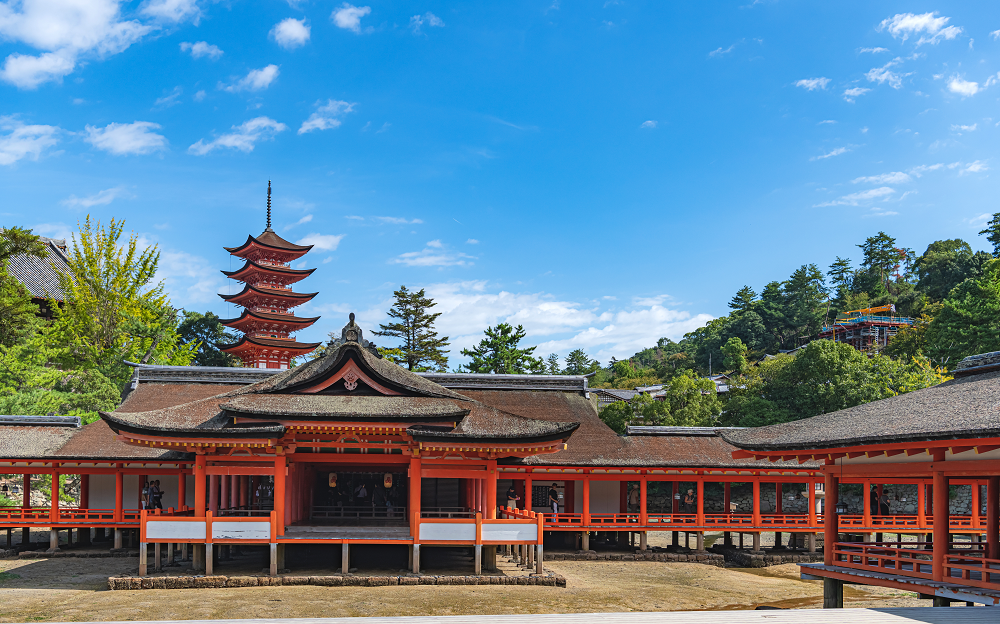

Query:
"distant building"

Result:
[[5, 236, 71, 318], [817, 304, 913, 352]]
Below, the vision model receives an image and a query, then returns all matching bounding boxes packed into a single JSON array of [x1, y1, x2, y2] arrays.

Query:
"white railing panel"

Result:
[[419, 522, 476, 541], [482, 522, 536, 542], [146, 521, 206, 540], [212, 521, 271, 540]]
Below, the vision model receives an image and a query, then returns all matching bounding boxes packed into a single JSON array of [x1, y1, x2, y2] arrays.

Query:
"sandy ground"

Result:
[[0, 552, 930, 622]]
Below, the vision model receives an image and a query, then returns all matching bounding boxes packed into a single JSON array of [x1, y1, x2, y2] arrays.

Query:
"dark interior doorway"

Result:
[[311, 469, 408, 526]]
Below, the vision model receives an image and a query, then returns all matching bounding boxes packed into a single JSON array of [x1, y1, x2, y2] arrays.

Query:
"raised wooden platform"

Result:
[[800, 563, 1000, 606], [281, 526, 412, 541], [41, 609, 1000, 624]]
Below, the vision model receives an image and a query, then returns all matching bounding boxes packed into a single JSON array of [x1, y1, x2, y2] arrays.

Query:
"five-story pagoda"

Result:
[[219, 182, 322, 369]]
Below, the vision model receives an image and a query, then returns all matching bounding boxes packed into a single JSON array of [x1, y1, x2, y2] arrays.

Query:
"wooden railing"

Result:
[[0, 507, 142, 524], [832, 541, 1000, 591]]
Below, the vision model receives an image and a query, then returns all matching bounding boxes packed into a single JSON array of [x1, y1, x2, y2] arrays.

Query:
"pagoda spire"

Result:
[[266, 180, 272, 231]]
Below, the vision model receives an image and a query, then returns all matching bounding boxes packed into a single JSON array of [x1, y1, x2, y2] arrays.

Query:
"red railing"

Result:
[[833, 541, 1000, 591], [0, 507, 142, 523]]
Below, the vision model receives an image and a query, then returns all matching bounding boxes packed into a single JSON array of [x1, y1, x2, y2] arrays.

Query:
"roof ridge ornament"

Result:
[[265, 180, 273, 231], [327, 312, 382, 358]]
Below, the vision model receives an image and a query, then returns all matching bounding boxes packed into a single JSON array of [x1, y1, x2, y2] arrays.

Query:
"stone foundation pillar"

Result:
[[204, 544, 213, 576], [807, 533, 817, 552], [752, 532, 761, 552], [154, 543, 162, 571], [114, 529, 122, 549], [192, 543, 204, 571], [412, 544, 420, 573], [48, 529, 59, 552], [639, 531, 647, 551], [474, 544, 482, 574], [823, 578, 843, 608], [581, 531, 589, 550], [139, 542, 148, 576], [342, 543, 350, 574], [695, 532, 704, 552]]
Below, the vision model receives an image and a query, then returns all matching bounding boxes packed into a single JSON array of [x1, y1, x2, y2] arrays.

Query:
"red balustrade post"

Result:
[[862, 478, 872, 531], [971, 480, 980, 531], [525, 475, 533, 513], [639, 476, 648, 526], [193, 455, 206, 516], [808, 480, 817, 528], [486, 461, 497, 520], [582, 475, 591, 526], [408, 455, 421, 537], [917, 480, 926, 530], [824, 471, 838, 567], [696, 479, 705, 526]]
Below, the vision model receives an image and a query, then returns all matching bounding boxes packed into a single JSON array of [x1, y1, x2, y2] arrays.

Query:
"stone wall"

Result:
[[835, 484, 981, 515], [643, 482, 811, 514], [546, 550, 725, 566], [110, 573, 567, 590]]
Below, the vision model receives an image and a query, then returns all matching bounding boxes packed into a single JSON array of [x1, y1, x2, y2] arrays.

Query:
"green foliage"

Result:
[[563, 348, 601, 375], [460, 323, 542, 374], [0, 227, 48, 347], [545, 353, 561, 374], [857, 231, 902, 291], [597, 372, 721, 433], [914, 239, 991, 302], [722, 340, 949, 427], [979, 212, 1000, 258], [721, 336, 748, 373], [373, 285, 450, 372], [178, 311, 239, 367], [925, 259, 1000, 366], [49, 217, 195, 387], [882, 311, 935, 363]]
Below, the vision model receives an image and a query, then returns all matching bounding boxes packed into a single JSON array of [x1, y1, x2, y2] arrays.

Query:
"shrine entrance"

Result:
[[310, 468, 408, 526]]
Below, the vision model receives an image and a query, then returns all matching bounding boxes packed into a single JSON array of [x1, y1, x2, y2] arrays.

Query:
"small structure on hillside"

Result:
[[817, 304, 912, 352], [6, 235, 70, 318]]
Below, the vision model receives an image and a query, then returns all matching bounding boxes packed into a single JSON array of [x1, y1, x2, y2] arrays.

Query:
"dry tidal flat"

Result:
[[0, 557, 925, 621]]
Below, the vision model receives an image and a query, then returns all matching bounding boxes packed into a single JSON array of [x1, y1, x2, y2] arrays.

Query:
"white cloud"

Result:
[[951, 123, 978, 132], [375, 216, 422, 225], [154, 86, 182, 108], [708, 43, 737, 57], [193, 90, 206, 102], [391, 243, 475, 267], [270, 18, 310, 49], [220, 65, 280, 93], [331, 3, 370, 33], [180, 41, 222, 60], [795, 77, 830, 91], [866, 58, 906, 89], [151, 244, 225, 306], [818, 120, 836, 125], [859, 47, 889, 54], [992, 30, 1000, 40], [466, 239, 479, 245], [188, 117, 287, 155], [84, 121, 167, 155], [410, 12, 444, 34], [0, 0, 151, 88], [421, 281, 714, 364], [0, 117, 60, 165], [811, 146, 852, 161], [60, 186, 129, 208], [140, 0, 200, 23], [852, 172, 911, 185], [298, 99, 356, 134], [283, 214, 313, 231], [948, 77, 979, 97], [843, 87, 870, 102], [815, 187, 895, 207], [295, 233, 344, 251], [639, 120, 657, 129], [877, 12, 962, 46], [31, 222, 73, 241], [909, 163, 943, 177], [960, 160, 988, 175]]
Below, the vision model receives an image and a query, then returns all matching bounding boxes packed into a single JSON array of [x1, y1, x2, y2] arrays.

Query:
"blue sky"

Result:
[[3, 2, 1000, 366]]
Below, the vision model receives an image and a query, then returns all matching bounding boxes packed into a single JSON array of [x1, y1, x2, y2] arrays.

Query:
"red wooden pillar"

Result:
[[971, 480, 980, 530], [22, 473, 30, 509], [409, 455, 421, 535], [139, 474, 146, 509], [220, 474, 229, 511], [564, 478, 575, 515], [194, 455, 206, 515], [824, 471, 839, 566], [582, 475, 591, 525], [862, 479, 872, 528], [486, 461, 497, 519], [209, 475, 219, 514], [752, 480, 761, 526], [80, 474, 90, 509], [274, 455, 286, 536], [114, 467, 123, 522], [696, 479, 705, 525], [808, 480, 817, 527], [639, 476, 648, 525], [932, 470, 948, 582], [177, 469, 187, 510], [987, 476, 999, 560], [775, 483, 782, 515], [50, 470, 60, 521], [239, 475, 248, 509], [723, 482, 731, 515], [917, 480, 926, 530], [230, 475, 238, 510], [525, 475, 533, 512]]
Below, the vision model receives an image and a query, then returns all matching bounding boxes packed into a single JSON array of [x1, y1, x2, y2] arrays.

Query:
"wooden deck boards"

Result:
[[41, 610, 1000, 624]]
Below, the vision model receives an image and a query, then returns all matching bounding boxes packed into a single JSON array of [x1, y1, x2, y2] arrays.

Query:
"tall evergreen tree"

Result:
[[979, 213, 1000, 258], [373, 285, 450, 371], [460, 323, 540, 374], [728, 286, 757, 313], [178, 311, 239, 367], [545, 353, 561, 374], [564, 348, 600, 375], [857, 231, 899, 291], [0, 227, 48, 347]]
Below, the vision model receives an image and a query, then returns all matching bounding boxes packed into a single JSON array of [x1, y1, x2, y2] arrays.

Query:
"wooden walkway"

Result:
[[42, 611, 1000, 624], [800, 564, 1000, 606]]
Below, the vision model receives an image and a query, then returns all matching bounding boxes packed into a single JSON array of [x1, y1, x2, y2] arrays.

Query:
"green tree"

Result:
[[51, 217, 196, 386], [883, 311, 936, 362], [373, 285, 450, 371], [545, 353, 561, 375], [925, 259, 1000, 366], [721, 336, 748, 373], [564, 348, 600, 375], [460, 323, 540, 374], [858, 231, 900, 291], [913, 239, 991, 302], [597, 371, 721, 433], [728, 286, 757, 313], [979, 213, 1000, 258], [721, 340, 948, 427], [0, 227, 49, 347], [178, 311, 239, 367]]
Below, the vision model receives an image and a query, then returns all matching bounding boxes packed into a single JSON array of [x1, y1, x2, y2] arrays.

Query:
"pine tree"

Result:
[[373, 285, 450, 371], [460, 323, 538, 374], [728, 286, 757, 313], [979, 213, 1000, 258], [546, 353, 561, 374], [564, 348, 600, 375]]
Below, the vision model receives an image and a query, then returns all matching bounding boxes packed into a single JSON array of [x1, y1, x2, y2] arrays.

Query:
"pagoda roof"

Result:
[[224, 229, 313, 258], [219, 309, 320, 331], [219, 335, 323, 356], [219, 284, 318, 306], [221, 258, 316, 282]]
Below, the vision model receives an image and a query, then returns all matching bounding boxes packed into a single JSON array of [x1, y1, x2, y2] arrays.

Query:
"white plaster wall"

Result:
[[588, 480, 621, 514], [573, 481, 582, 513], [89, 474, 116, 509], [83, 474, 194, 510], [145, 474, 193, 509]]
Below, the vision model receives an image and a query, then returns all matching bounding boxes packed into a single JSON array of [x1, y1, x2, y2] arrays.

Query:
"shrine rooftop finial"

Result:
[[266, 180, 272, 231]]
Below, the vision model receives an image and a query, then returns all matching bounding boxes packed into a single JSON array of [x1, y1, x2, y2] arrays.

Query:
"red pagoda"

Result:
[[219, 182, 322, 369]]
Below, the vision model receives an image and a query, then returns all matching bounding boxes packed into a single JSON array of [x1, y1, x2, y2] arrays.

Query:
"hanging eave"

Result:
[[221, 259, 316, 283], [219, 284, 319, 306], [219, 309, 321, 332], [219, 335, 322, 356]]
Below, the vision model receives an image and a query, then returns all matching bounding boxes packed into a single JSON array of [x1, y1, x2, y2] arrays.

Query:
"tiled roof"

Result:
[[222, 394, 471, 421], [723, 367, 1000, 452], [6, 236, 70, 300]]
